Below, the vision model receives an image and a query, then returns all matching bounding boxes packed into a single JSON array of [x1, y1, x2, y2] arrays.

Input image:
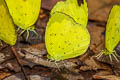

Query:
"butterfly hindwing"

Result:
[[0, 0, 16, 45], [51, 0, 88, 28], [5, 0, 41, 30], [105, 5, 120, 53], [45, 12, 90, 61]]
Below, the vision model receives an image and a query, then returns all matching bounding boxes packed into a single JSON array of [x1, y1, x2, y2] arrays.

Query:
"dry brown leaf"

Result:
[[88, 0, 120, 22], [41, 0, 64, 10], [87, 23, 105, 54], [93, 75, 120, 80], [80, 56, 111, 71]]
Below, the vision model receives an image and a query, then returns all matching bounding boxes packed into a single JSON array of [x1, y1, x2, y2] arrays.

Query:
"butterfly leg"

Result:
[[109, 54, 112, 62], [30, 29, 38, 36], [19, 29, 25, 36], [55, 61, 61, 71], [112, 51, 119, 62], [62, 60, 66, 67], [16, 27, 20, 32], [112, 53, 119, 62], [96, 50, 104, 59], [47, 59, 52, 67], [113, 50, 120, 57], [25, 29, 38, 41], [26, 30, 29, 41]]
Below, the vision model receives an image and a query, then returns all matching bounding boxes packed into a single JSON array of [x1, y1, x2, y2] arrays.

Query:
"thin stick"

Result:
[[10, 46, 28, 80]]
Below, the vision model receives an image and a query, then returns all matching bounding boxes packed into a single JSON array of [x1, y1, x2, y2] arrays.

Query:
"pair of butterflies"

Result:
[[0, 0, 41, 45], [45, 0, 120, 62], [45, 0, 90, 61]]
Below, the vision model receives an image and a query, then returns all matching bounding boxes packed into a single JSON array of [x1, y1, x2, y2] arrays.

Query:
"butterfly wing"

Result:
[[0, 0, 16, 45], [105, 5, 120, 54], [5, 0, 41, 30], [45, 12, 90, 61], [51, 0, 88, 28]]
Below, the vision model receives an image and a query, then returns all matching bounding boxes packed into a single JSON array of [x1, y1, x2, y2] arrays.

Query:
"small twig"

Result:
[[10, 46, 28, 80]]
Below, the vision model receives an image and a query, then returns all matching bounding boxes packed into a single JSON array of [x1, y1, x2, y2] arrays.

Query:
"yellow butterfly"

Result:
[[5, 0, 41, 40], [51, 0, 88, 28], [96, 5, 120, 62], [0, 0, 16, 45], [45, 0, 90, 61]]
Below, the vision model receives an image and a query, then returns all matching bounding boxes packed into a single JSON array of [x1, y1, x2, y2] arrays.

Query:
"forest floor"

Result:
[[0, 0, 120, 80]]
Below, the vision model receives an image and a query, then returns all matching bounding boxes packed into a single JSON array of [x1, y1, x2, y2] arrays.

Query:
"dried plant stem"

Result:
[[10, 46, 29, 80]]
